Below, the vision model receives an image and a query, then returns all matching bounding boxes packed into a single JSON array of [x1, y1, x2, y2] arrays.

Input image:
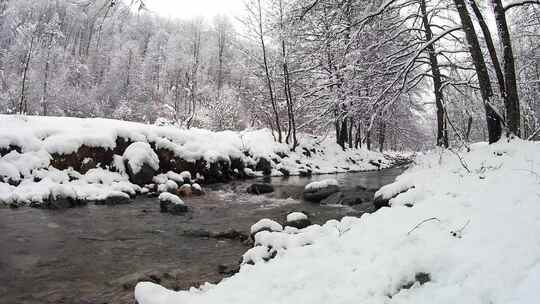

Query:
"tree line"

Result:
[[0, 0, 539, 151]]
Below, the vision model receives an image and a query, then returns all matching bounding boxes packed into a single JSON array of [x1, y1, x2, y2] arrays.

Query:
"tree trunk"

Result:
[[19, 35, 35, 114], [490, 0, 521, 136], [338, 118, 348, 149], [420, 0, 448, 147], [354, 122, 361, 149], [453, 0, 503, 143], [378, 121, 386, 152], [366, 125, 371, 151], [42, 36, 52, 116], [465, 115, 473, 141], [257, 0, 282, 143], [348, 117, 354, 148], [468, 0, 507, 103]]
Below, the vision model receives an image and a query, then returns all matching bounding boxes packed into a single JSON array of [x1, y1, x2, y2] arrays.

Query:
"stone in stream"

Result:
[[159, 193, 188, 214], [101, 192, 133, 205], [250, 218, 283, 241], [285, 212, 311, 229], [123, 142, 159, 186], [191, 183, 204, 196], [218, 263, 240, 276], [177, 184, 192, 197], [320, 191, 364, 206], [303, 179, 340, 202], [32, 195, 87, 209], [246, 183, 274, 195], [255, 157, 272, 175]]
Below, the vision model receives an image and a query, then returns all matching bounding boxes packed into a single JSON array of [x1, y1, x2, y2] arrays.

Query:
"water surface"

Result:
[[0, 167, 405, 304]]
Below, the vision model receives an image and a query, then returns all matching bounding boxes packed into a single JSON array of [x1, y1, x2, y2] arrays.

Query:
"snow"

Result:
[[250, 219, 283, 234], [158, 192, 184, 205], [0, 114, 393, 207], [135, 138, 540, 304], [304, 179, 339, 191], [123, 142, 160, 174], [166, 171, 191, 183], [286, 212, 308, 222], [157, 180, 178, 193], [192, 183, 202, 192]]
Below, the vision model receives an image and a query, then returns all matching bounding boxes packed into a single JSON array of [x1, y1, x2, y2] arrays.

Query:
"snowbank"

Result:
[[0, 114, 392, 207], [135, 138, 540, 304]]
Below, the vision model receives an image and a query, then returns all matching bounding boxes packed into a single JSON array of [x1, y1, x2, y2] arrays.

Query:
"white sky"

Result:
[[143, 0, 245, 20]]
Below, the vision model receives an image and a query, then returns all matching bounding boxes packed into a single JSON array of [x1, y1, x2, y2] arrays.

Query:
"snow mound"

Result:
[[304, 179, 339, 191], [135, 139, 540, 304], [123, 142, 160, 174]]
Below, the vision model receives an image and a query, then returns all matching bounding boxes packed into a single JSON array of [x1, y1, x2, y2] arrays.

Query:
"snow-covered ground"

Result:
[[0, 115, 391, 207], [135, 138, 540, 304]]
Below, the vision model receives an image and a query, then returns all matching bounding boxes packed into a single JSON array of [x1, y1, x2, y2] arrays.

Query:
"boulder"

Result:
[[159, 193, 188, 215], [177, 184, 192, 197], [191, 183, 204, 196], [218, 263, 240, 276], [123, 142, 160, 186], [96, 192, 132, 205], [285, 212, 311, 229], [250, 218, 283, 240], [303, 179, 340, 202], [320, 192, 344, 205], [278, 168, 290, 177], [255, 157, 272, 175], [246, 183, 274, 195], [320, 191, 364, 206], [35, 196, 87, 209]]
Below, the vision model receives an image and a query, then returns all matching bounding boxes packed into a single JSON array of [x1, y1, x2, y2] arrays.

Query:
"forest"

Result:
[[2, 1, 540, 304], [1, 0, 538, 151]]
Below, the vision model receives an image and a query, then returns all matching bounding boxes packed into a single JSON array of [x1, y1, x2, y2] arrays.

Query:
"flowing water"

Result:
[[0, 166, 405, 304]]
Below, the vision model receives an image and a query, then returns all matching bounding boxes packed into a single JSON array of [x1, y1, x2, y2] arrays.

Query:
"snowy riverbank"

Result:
[[135, 137, 540, 304], [0, 115, 392, 207]]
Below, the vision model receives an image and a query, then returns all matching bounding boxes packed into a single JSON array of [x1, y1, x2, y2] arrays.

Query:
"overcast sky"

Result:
[[143, 0, 245, 20]]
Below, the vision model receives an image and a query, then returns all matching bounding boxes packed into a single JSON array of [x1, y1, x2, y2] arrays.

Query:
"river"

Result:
[[0, 166, 405, 304]]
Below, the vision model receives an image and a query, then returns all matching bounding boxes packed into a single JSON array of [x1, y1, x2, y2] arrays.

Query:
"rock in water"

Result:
[[250, 218, 283, 240], [159, 192, 188, 214], [303, 179, 340, 202], [177, 184, 192, 197], [123, 142, 159, 186], [285, 212, 311, 229], [255, 157, 272, 175], [191, 183, 204, 196], [97, 192, 132, 205], [246, 183, 274, 195], [320, 191, 364, 206]]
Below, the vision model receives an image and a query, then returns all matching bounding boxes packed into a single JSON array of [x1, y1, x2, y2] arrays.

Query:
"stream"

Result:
[[0, 166, 406, 304]]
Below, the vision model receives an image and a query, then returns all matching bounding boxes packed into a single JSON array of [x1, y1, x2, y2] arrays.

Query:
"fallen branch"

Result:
[[407, 217, 441, 235]]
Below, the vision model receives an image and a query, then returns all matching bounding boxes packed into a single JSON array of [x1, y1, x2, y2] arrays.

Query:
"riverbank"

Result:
[[135, 138, 540, 304], [0, 115, 401, 208]]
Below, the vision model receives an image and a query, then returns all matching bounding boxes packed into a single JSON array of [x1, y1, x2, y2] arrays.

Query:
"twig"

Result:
[[527, 127, 540, 141], [451, 219, 470, 238], [407, 217, 441, 235], [448, 148, 471, 173]]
